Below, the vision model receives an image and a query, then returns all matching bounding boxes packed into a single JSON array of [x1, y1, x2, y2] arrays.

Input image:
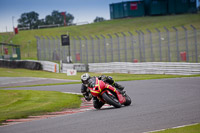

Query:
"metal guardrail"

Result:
[[39, 61, 59, 73], [61, 62, 200, 75], [89, 62, 200, 75], [1, 59, 199, 75]]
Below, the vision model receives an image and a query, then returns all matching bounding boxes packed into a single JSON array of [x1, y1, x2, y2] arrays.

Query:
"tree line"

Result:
[[17, 10, 105, 29], [17, 10, 74, 29]]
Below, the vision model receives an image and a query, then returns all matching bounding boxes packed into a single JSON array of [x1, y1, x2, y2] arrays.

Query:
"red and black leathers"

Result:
[[81, 75, 124, 109]]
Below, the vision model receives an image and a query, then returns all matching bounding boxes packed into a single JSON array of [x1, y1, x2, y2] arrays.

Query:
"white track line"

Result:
[[142, 123, 199, 133], [62, 92, 82, 95]]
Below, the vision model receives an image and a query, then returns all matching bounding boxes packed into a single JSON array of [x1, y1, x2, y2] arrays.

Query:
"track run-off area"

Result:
[[0, 77, 200, 133]]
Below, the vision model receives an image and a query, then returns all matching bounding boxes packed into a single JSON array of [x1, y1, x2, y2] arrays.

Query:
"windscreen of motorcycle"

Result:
[[88, 77, 96, 88]]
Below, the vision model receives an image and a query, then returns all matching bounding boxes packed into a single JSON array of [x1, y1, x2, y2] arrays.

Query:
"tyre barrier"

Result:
[[0, 60, 43, 70]]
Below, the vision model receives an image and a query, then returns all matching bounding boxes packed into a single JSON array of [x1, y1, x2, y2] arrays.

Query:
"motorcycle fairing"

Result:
[[103, 84, 126, 104], [88, 77, 126, 104], [89, 77, 102, 97]]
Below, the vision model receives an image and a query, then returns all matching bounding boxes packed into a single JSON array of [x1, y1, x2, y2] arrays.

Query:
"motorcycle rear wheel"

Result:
[[102, 92, 121, 108]]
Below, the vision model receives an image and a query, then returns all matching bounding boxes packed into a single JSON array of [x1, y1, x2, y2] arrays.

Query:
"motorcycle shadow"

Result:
[[94, 104, 132, 111]]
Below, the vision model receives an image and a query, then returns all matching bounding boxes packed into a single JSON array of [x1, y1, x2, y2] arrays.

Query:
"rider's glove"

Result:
[[85, 94, 92, 101], [82, 91, 92, 101], [99, 75, 107, 82]]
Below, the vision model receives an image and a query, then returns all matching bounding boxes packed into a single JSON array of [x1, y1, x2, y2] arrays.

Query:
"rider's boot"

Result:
[[113, 83, 126, 96], [113, 83, 124, 91], [93, 97, 104, 109]]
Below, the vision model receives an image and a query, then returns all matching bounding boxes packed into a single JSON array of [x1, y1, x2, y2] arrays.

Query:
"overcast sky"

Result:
[[0, 0, 128, 32], [1, 0, 199, 33]]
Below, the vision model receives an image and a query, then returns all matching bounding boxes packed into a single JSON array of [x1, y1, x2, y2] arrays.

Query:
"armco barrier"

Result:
[[2, 60, 199, 75], [38, 61, 59, 73], [0, 60, 42, 70], [61, 63, 88, 73], [0, 60, 59, 73], [88, 62, 200, 75]]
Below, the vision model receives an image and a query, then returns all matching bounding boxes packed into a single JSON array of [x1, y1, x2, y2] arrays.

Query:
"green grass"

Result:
[[1, 67, 199, 89], [1, 67, 200, 83], [0, 67, 82, 80], [0, 13, 199, 59], [0, 33, 13, 43], [153, 123, 200, 133], [0, 82, 81, 89], [0, 90, 82, 124]]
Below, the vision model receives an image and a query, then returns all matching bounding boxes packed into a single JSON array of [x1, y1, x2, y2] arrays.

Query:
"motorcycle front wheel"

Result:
[[124, 94, 131, 106], [102, 92, 121, 108]]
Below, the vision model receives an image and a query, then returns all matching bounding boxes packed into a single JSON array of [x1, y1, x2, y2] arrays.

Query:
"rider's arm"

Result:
[[81, 84, 92, 101], [99, 75, 115, 85]]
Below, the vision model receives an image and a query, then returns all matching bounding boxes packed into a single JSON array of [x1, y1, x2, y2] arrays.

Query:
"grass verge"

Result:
[[0, 90, 82, 124], [1, 68, 200, 83], [152, 123, 200, 133], [0, 82, 81, 89]]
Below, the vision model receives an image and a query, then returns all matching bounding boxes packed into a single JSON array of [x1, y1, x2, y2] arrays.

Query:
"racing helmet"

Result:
[[81, 73, 90, 85]]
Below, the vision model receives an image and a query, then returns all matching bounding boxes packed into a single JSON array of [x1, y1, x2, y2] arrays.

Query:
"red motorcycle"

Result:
[[87, 77, 131, 108]]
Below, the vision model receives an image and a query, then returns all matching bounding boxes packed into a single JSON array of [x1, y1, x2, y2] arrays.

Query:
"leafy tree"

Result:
[[52, 10, 63, 24], [45, 15, 54, 25], [45, 10, 74, 26], [65, 13, 74, 25], [93, 16, 105, 23], [35, 19, 45, 27], [17, 10, 74, 29], [18, 11, 39, 29]]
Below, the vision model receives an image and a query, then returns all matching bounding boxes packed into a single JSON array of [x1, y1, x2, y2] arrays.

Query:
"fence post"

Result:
[[191, 25, 198, 63], [95, 35, 101, 63], [114, 33, 121, 62], [46, 36, 52, 61], [56, 36, 61, 61], [140, 30, 146, 62], [35, 36, 41, 60], [155, 28, 162, 62], [164, 27, 171, 62], [146, 29, 154, 62], [83, 36, 88, 64], [72, 36, 77, 63], [62, 41, 67, 62], [107, 34, 114, 62], [121, 32, 128, 62], [172, 27, 180, 62], [128, 32, 135, 62], [51, 36, 56, 54], [90, 36, 95, 63], [136, 30, 142, 62], [41, 36, 46, 60], [182, 26, 189, 62], [51, 36, 57, 61], [101, 35, 107, 63], [77, 36, 82, 63]]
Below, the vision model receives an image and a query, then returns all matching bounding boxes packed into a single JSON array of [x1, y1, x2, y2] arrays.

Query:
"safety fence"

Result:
[[0, 60, 59, 73], [39, 61, 59, 73], [1, 59, 199, 75], [35, 25, 200, 63], [88, 62, 200, 75], [60, 62, 200, 75], [0, 60, 42, 70]]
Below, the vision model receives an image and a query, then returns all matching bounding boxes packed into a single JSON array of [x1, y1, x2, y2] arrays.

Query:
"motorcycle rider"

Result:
[[81, 73, 124, 109]]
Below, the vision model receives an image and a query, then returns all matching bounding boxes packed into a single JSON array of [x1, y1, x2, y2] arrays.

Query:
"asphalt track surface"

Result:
[[0, 77, 200, 133], [0, 77, 79, 87]]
